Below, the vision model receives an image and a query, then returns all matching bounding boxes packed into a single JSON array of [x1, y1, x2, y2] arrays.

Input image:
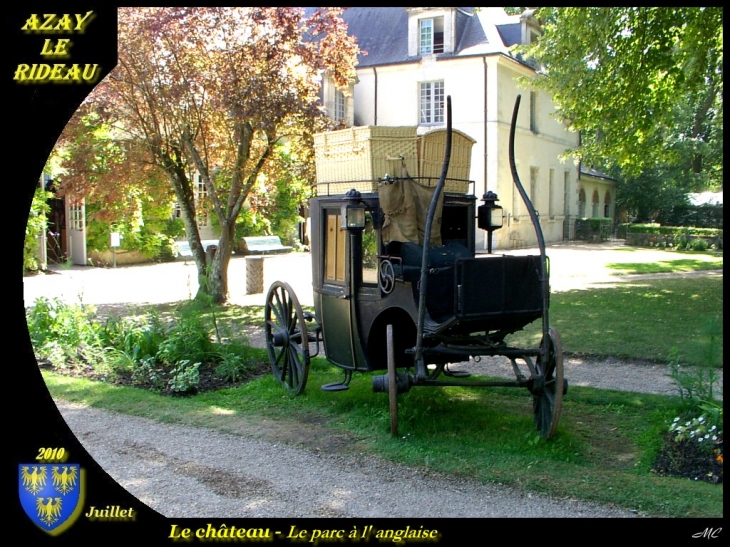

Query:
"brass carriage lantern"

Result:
[[478, 191, 503, 254], [341, 189, 366, 230]]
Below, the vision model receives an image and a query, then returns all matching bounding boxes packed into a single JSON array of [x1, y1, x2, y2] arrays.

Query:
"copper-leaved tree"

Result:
[[80, 7, 359, 303]]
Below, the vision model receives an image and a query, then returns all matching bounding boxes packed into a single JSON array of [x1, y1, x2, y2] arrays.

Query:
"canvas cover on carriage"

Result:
[[379, 174, 444, 247]]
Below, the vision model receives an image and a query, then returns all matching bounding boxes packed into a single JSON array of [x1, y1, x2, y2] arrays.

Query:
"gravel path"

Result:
[[56, 400, 640, 518]]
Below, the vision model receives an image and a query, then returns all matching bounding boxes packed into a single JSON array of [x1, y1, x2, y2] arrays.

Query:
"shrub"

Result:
[[100, 314, 166, 366], [215, 345, 256, 383], [167, 360, 201, 395], [131, 356, 167, 390], [26, 297, 107, 369], [689, 238, 709, 252], [156, 313, 213, 365], [24, 187, 53, 273]]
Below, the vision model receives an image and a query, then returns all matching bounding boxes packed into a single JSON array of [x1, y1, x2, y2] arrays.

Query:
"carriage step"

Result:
[[320, 382, 350, 392]]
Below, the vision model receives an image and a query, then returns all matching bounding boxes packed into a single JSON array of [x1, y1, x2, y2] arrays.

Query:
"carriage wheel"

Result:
[[533, 327, 564, 439], [386, 325, 398, 436], [265, 281, 309, 396]]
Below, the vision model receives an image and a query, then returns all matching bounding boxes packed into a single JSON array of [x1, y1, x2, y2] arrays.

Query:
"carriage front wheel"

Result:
[[265, 281, 310, 396], [533, 327, 564, 439]]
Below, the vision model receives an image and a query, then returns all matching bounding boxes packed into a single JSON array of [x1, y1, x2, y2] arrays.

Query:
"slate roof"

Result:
[[495, 23, 522, 47], [341, 8, 409, 66], [580, 165, 616, 182], [337, 7, 519, 67]]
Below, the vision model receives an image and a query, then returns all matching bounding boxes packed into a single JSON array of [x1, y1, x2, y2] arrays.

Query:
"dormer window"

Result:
[[419, 17, 444, 55], [520, 9, 541, 46]]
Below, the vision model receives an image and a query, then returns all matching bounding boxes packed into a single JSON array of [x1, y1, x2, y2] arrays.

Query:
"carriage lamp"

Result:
[[341, 189, 366, 230], [478, 191, 503, 254]]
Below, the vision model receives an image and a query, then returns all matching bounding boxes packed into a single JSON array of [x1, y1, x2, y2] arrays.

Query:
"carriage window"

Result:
[[362, 212, 378, 285], [325, 212, 346, 283]]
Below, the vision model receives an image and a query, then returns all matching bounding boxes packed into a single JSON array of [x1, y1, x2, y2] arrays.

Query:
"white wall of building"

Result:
[[351, 52, 580, 250]]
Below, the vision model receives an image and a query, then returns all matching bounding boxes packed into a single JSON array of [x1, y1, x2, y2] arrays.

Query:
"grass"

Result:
[[509, 276, 723, 366], [45, 361, 722, 518], [606, 258, 723, 275]]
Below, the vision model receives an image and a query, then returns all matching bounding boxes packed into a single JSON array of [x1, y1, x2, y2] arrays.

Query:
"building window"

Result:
[[604, 191, 611, 218], [419, 81, 444, 124], [419, 17, 444, 55], [563, 171, 570, 216], [530, 92, 537, 133], [548, 169, 555, 218], [325, 211, 346, 283], [592, 190, 600, 218], [68, 202, 84, 231], [195, 173, 209, 229], [334, 89, 346, 123], [578, 188, 586, 218]]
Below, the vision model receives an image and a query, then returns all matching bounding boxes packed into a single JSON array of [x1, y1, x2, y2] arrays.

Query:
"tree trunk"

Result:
[[205, 221, 236, 304], [164, 167, 208, 299]]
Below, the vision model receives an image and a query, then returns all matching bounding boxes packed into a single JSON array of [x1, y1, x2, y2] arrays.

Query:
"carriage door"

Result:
[[320, 209, 357, 368], [66, 198, 87, 266]]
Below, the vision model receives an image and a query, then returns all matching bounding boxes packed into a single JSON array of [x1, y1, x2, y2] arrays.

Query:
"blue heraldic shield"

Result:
[[19, 464, 84, 534]]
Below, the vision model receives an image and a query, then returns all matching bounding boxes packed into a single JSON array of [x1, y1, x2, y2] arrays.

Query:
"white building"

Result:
[[320, 7, 615, 249]]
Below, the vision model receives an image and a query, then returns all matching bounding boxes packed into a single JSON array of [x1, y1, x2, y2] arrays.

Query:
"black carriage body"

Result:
[[310, 191, 543, 373]]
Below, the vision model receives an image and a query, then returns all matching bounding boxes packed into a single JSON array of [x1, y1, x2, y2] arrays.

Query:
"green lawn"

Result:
[[510, 276, 722, 366], [607, 258, 723, 275]]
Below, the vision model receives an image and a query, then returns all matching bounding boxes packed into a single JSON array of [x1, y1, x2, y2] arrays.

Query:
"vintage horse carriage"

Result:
[[264, 96, 568, 438]]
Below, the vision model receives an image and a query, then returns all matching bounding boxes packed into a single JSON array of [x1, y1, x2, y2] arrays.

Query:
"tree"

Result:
[[230, 140, 315, 247], [53, 110, 181, 261], [519, 7, 723, 186], [73, 7, 358, 303]]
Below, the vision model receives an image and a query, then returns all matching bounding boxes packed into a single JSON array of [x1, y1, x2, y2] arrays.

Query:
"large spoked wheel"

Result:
[[265, 281, 310, 396], [533, 327, 564, 439], [386, 325, 398, 436]]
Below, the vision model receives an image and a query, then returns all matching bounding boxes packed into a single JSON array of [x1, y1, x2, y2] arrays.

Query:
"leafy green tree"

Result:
[[519, 7, 722, 186], [612, 166, 690, 223]]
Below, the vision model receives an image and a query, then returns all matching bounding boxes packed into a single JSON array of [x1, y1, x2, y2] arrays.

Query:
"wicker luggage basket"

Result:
[[313, 126, 418, 194], [313, 125, 476, 196], [417, 128, 476, 193]]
